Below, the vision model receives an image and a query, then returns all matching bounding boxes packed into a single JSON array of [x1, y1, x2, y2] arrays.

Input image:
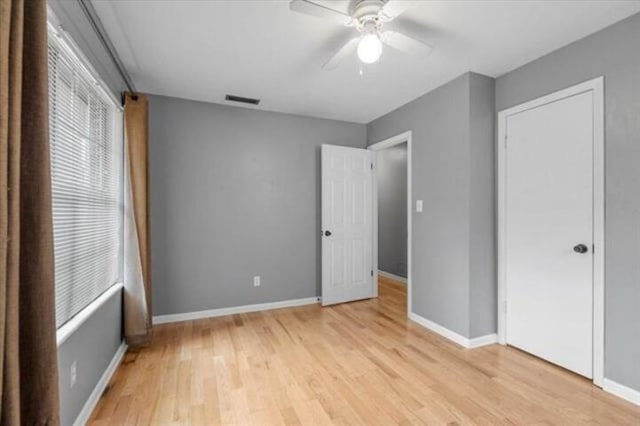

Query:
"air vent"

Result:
[[225, 94, 260, 105]]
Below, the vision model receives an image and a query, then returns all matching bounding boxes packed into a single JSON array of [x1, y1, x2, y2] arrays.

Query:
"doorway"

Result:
[[497, 77, 604, 385], [369, 131, 412, 316], [320, 132, 412, 311]]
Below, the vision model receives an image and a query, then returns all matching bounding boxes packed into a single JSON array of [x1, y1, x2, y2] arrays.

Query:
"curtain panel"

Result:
[[0, 0, 60, 423], [123, 92, 152, 346]]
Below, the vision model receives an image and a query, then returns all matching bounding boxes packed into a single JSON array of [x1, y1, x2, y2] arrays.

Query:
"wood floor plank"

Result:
[[88, 278, 640, 425]]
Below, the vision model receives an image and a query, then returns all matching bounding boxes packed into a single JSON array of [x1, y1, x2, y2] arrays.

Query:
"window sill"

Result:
[[56, 282, 124, 347]]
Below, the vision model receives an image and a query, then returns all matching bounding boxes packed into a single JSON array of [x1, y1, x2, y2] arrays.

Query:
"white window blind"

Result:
[[47, 27, 122, 328]]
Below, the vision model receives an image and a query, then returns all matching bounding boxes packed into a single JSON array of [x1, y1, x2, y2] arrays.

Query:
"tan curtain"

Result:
[[123, 92, 152, 346], [0, 0, 61, 424]]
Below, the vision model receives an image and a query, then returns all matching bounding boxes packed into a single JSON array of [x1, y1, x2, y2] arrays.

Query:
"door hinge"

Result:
[[371, 270, 374, 277], [502, 300, 508, 314], [371, 162, 374, 170]]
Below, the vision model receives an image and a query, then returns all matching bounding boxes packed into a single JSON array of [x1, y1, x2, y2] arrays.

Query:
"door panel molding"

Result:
[[321, 145, 374, 306], [497, 77, 604, 386]]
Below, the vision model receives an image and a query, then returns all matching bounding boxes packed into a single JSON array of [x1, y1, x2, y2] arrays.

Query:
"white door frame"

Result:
[[497, 77, 605, 387], [368, 131, 412, 316]]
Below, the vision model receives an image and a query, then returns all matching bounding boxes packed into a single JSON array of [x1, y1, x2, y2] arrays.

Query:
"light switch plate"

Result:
[[416, 200, 423, 213], [70, 361, 77, 388]]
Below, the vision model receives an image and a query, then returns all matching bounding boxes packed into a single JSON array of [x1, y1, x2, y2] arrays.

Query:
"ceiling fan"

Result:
[[290, 0, 433, 69]]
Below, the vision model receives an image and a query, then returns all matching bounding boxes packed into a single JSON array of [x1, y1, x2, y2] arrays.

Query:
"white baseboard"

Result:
[[377, 270, 407, 284], [603, 378, 640, 406], [408, 312, 497, 349], [73, 342, 127, 426], [153, 297, 320, 325], [468, 333, 499, 349]]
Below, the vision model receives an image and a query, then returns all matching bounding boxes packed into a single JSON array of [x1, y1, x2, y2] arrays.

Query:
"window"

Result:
[[47, 26, 123, 328]]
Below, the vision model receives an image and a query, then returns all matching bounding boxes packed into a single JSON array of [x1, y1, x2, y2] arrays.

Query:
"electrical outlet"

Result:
[[416, 200, 423, 213], [253, 276, 261, 287], [70, 361, 77, 388]]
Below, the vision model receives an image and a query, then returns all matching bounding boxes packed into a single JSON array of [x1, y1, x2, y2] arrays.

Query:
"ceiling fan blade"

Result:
[[322, 38, 359, 70], [380, 0, 411, 21], [381, 31, 433, 56], [290, 0, 353, 26]]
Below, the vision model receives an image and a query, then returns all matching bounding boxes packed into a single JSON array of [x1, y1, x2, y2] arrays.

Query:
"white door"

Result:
[[505, 91, 594, 378], [321, 145, 374, 306]]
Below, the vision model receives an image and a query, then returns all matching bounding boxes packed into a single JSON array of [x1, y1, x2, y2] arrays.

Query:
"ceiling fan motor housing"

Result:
[[351, 0, 386, 30]]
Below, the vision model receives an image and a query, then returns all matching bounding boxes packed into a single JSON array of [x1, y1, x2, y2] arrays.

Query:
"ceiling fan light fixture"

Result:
[[290, 0, 429, 70], [357, 33, 383, 64]]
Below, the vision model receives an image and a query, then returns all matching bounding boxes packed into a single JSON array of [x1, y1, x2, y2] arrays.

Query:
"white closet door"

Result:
[[505, 91, 594, 378]]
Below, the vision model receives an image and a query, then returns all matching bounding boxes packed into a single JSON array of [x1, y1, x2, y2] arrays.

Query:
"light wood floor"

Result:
[[89, 276, 640, 425]]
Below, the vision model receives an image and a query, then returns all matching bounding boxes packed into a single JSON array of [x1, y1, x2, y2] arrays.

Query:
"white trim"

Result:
[[468, 333, 499, 349], [591, 77, 605, 387], [603, 378, 640, 407], [73, 342, 127, 426], [409, 312, 497, 349], [153, 297, 320, 325], [497, 76, 605, 386], [368, 131, 412, 317], [409, 313, 468, 347], [57, 283, 123, 347], [377, 270, 407, 284], [368, 131, 412, 151], [372, 153, 379, 299]]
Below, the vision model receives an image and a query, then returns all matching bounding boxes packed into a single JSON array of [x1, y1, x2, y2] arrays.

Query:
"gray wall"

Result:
[[149, 95, 367, 315], [367, 72, 495, 339], [469, 75, 497, 338], [368, 74, 471, 337], [376, 144, 408, 278], [496, 11, 640, 392], [57, 290, 122, 426], [47, 3, 127, 423]]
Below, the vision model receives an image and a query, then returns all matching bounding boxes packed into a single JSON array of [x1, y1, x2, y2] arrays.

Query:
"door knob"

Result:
[[573, 244, 589, 254], [324, 230, 332, 237]]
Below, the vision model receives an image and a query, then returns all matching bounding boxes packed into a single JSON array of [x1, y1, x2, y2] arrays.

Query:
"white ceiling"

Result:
[[92, 0, 640, 123]]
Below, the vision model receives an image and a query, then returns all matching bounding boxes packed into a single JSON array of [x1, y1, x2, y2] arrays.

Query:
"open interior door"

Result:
[[321, 144, 374, 306]]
